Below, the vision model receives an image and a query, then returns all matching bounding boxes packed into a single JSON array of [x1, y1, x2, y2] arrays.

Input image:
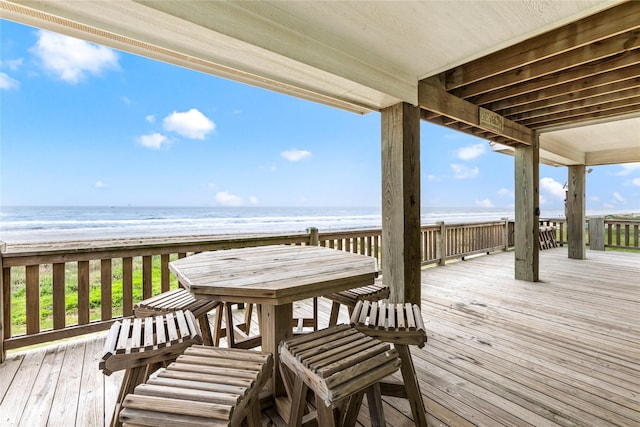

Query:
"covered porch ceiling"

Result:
[[2, 0, 638, 166]]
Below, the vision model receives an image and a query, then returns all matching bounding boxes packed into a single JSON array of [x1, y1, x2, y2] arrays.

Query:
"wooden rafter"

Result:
[[445, 2, 640, 89], [419, 1, 640, 148]]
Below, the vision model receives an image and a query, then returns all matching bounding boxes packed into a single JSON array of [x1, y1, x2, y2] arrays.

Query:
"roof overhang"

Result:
[[1, 0, 637, 166]]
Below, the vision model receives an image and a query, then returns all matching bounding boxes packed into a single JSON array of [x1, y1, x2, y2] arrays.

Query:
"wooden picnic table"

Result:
[[169, 244, 378, 416]]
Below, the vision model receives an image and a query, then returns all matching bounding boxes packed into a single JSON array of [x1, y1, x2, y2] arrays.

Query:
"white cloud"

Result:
[[138, 133, 169, 149], [206, 182, 216, 189], [249, 196, 259, 205], [617, 163, 640, 176], [145, 115, 155, 123], [497, 188, 513, 198], [456, 143, 485, 160], [122, 96, 131, 105], [31, 30, 119, 83], [475, 198, 494, 208], [633, 178, 640, 187], [589, 196, 601, 202], [0, 72, 19, 90], [426, 174, 437, 182], [216, 191, 243, 207], [1, 58, 23, 71], [450, 164, 479, 179], [281, 148, 311, 162], [163, 108, 215, 139], [612, 192, 625, 203], [540, 177, 565, 200], [95, 180, 107, 188]]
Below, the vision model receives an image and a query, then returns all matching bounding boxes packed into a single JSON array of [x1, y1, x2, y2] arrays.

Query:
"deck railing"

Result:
[[2, 217, 637, 360]]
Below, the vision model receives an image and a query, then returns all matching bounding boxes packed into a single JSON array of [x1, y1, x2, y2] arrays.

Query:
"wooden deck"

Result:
[[1, 248, 638, 426]]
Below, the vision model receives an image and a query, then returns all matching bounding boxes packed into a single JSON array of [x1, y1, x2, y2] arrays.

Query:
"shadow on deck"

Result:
[[1, 248, 638, 426]]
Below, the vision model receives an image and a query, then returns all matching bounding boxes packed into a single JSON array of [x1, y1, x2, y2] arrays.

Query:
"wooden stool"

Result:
[[134, 288, 221, 346], [100, 310, 203, 427], [325, 281, 390, 326], [119, 346, 273, 427], [279, 324, 401, 426], [350, 300, 429, 427]]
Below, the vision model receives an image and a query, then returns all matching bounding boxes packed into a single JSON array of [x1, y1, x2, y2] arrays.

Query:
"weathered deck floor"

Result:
[[1, 248, 638, 426]]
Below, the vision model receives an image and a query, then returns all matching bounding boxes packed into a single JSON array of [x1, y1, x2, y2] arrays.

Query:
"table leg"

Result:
[[260, 303, 293, 397]]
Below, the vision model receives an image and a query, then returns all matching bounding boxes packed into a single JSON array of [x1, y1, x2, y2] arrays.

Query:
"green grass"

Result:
[[9, 255, 180, 335]]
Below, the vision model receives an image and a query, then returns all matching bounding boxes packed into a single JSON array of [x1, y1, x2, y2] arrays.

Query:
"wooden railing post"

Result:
[[437, 221, 447, 266], [502, 218, 510, 251], [0, 241, 5, 362], [588, 216, 605, 251], [307, 227, 319, 246]]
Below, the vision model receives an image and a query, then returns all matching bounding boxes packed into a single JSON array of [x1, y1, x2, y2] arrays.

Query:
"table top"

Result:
[[169, 244, 378, 305]]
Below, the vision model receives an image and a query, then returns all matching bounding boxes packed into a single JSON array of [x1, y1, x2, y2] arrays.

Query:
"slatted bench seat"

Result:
[[133, 288, 221, 346], [350, 300, 428, 427], [100, 310, 203, 427], [119, 346, 273, 427], [279, 324, 401, 426], [325, 280, 390, 326], [539, 226, 558, 250]]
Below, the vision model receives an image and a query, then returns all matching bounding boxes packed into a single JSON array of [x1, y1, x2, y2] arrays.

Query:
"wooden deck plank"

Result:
[[0, 248, 638, 426], [0, 348, 47, 425], [47, 339, 87, 427], [75, 336, 105, 426], [18, 345, 67, 427]]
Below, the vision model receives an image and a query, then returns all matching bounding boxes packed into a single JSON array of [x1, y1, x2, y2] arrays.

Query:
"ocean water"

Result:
[[0, 205, 561, 244]]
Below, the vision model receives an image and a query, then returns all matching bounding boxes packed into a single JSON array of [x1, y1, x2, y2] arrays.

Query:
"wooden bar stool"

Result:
[[325, 280, 390, 326], [100, 310, 203, 427], [350, 300, 429, 427], [133, 288, 221, 346], [279, 324, 401, 426], [119, 345, 273, 427]]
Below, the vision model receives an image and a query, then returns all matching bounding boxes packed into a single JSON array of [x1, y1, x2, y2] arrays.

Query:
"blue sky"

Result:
[[1, 20, 639, 213]]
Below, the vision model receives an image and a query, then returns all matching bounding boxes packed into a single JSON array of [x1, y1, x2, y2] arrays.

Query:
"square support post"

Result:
[[381, 102, 421, 304], [514, 136, 539, 282], [567, 165, 586, 259]]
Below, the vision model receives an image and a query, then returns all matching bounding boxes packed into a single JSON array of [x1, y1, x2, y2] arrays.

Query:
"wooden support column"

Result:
[[567, 165, 586, 259], [514, 135, 540, 282], [381, 102, 421, 304], [0, 241, 5, 362]]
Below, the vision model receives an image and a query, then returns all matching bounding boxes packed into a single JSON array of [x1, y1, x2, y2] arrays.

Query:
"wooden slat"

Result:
[[101, 258, 112, 321], [142, 255, 152, 300], [52, 263, 66, 330], [160, 253, 170, 293], [25, 265, 40, 335], [122, 257, 133, 317], [2, 266, 10, 340], [77, 261, 90, 325]]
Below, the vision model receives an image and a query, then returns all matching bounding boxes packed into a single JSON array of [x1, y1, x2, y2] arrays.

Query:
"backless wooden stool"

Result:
[[279, 324, 401, 427], [325, 280, 390, 326], [119, 346, 273, 427], [133, 288, 221, 346], [350, 300, 429, 427], [100, 310, 203, 427]]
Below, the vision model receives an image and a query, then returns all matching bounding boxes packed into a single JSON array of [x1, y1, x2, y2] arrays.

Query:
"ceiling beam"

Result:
[[487, 64, 640, 112], [451, 30, 640, 99], [497, 78, 640, 117], [531, 103, 640, 130], [444, 1, 640, 90], [586, 147, 640, 165], [508, 87, 640, 122], [470, 52, 640, 106], [418, 80, 534, 146]]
